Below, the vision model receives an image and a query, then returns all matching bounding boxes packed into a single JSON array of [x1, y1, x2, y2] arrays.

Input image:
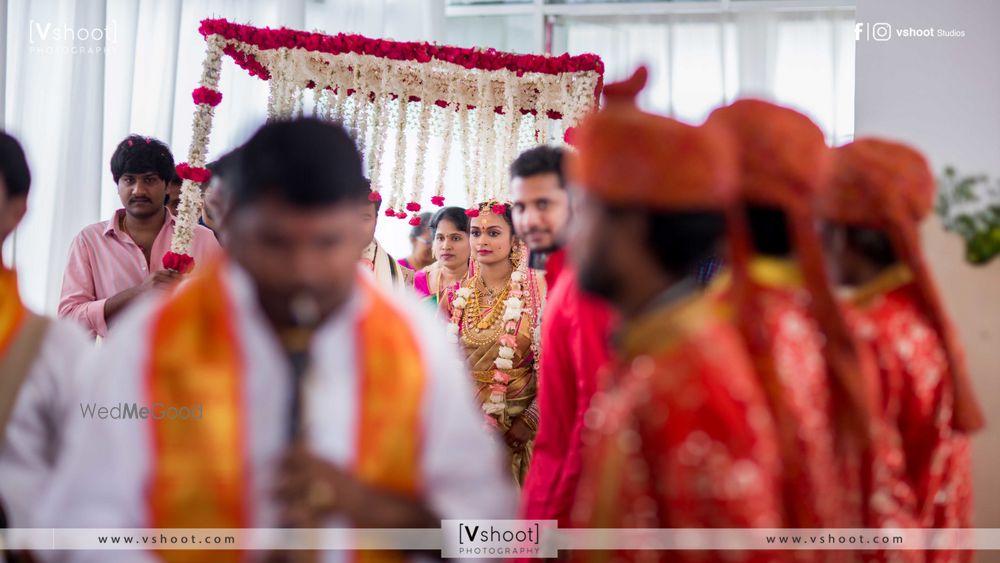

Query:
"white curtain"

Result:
[[555, 9, 855, 140], [2, 0, 443, 312]]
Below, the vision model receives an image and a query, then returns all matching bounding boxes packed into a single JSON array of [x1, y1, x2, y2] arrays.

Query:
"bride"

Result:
[[443, 199, 546, 486]]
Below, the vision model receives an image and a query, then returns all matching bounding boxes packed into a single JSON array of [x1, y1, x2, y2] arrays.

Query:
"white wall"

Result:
[[855, 0, 1000, 552]]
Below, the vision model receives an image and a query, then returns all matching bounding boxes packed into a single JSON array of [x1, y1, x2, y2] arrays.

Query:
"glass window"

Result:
[[551, 8, 855, 140], [445, 15, 538, 52]]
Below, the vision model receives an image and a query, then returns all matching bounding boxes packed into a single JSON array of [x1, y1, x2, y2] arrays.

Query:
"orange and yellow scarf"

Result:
[[146, 263, 426, 563], [0, 268, 28, 358]]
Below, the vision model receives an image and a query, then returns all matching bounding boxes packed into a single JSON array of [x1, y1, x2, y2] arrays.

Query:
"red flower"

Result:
[[192, 86, 223, 107], [431, 195, 445, 206], [368, 191, 382, 202], [162, 251, 195, 274], [563, 126, 577, 146], [405, 201, 421, 212], [175, 163, 212, 183], [465, 208, 480, 218], [408, 215, 422, 226], [385, 208, 396, 217], [491, 203, 507, 215]]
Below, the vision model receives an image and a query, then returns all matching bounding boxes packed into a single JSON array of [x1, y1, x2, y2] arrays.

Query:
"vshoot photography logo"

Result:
[[855, 21, 966, 42], [442, 520, 557, 558], [28, 19, 118, 55]]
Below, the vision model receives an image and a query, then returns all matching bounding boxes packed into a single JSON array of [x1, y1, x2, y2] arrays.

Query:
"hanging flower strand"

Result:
[[168, 32, 226, 271]]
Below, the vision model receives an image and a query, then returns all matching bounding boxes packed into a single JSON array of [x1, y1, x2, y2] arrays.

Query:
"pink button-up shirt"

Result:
[[58, 209, 222, 337]]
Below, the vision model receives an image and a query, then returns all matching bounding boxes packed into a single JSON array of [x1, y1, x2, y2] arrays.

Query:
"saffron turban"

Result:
[[567, 66, 738, 211], [707, 99, 875, 444], [819, 138, 984, 433]]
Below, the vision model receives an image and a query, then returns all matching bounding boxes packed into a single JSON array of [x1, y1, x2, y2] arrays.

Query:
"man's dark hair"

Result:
[[231, 118, 367, 210], [110, 134, 174, 184], [207, 147, 242, 181], [510, 145, 565, 188], [430, 206, 470, 234], [747, 204, 792, 256], [846, 225, 897, 268], [607, 206, 726, 276], [410, 212, 432, 237], [0, 131, 31, 197], [647, 211, 727, 275]]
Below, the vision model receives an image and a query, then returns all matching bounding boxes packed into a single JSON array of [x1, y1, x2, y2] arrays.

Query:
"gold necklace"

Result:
[[471, 277, 510, 330]]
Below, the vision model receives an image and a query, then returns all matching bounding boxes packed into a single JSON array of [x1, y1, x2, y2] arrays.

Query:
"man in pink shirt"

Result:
[[58, 135, 221, 338]]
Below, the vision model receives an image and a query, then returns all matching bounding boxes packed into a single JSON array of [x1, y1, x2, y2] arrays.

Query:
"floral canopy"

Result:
[[166, 18, 604, 268]]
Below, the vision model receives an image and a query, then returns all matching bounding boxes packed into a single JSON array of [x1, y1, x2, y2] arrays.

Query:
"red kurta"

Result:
[[520, 250, 615, 525], [571, 288, 783, 563], [717, 257, 849, 532], [847, 265, 972, 563]]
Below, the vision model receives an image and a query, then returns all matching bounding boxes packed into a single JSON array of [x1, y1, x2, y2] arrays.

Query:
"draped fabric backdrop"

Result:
[[1, 0, 442, 312]]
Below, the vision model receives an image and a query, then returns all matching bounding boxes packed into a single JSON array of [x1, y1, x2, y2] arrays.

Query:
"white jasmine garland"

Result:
[[409, 99, 432, 206], [389, 98, 409, 209], [434, 101, 455, 201], [458, 103, 473, 204]]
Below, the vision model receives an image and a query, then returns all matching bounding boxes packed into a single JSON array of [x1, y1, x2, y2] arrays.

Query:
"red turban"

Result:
[[819, 139, 984, 433], [707, 99, 875, 444], [568, 66, 738, 211]]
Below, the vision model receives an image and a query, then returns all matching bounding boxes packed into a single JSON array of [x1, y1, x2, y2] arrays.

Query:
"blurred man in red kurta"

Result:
[[705, 101, 879, 537], [819, 139, 984, 562], [566, 68, 783, 562], [510, 144, 615, 525]]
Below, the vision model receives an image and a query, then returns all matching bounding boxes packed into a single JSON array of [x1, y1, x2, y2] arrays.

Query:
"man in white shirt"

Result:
[[0, 131, 91, 535], [42, 119, 513, 562]]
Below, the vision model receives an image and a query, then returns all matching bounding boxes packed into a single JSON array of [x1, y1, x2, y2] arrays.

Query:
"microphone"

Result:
[[283, 293, 321, 442]]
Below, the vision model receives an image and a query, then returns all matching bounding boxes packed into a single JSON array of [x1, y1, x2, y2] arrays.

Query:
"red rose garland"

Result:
[[200, 18, 603, 118]]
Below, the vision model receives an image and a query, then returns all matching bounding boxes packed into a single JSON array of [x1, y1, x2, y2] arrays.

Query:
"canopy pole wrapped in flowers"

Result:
[[167, 18, 603, 264]]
